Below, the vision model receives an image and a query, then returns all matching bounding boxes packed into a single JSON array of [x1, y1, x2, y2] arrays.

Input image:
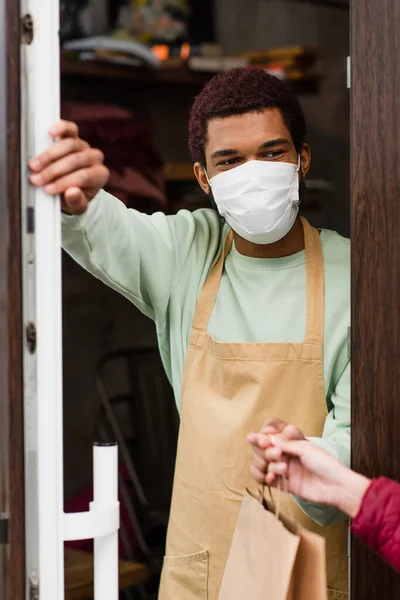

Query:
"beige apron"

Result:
[[159, 217, 348, 600]]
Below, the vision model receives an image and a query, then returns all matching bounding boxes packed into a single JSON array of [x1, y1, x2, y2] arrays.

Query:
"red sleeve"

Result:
[[351, 477, 400, 571]]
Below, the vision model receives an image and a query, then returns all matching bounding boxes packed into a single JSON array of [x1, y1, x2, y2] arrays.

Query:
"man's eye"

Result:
[[262, 151, 284, 159], [218, 158, 240, 166]]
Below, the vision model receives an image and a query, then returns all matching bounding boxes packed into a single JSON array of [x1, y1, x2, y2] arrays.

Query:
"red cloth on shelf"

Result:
[[61, 101, 168, 212]]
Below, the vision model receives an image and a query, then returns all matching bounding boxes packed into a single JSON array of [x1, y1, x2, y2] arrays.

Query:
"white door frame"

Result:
[[21, 0, 64, 596], [21, 2, 119, 597]]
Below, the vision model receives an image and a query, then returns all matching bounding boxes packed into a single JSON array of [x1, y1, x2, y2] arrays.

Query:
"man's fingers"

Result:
[[261, 419, 287, 434], [30, 149, 104, 187], [258, 434, 272, 449], [265, 472, 276, 486], [250, 464, 266, 485], [261, 426, 279, 437], [265, 446, 283, 462], [29, 137, 89, 172], [27, 120, 106, 216], [49, 119, 80, 139], [261, 420, 305, 441], [252, 444, 268, 461], [248, 433, 272, 450], [268, 462, 288, 476], [42, 165, 109, 196], [252, 451, 267, 473], [247, 433, 260, 445], [63, 187, 88, 215], [280, 424, 305, 442]]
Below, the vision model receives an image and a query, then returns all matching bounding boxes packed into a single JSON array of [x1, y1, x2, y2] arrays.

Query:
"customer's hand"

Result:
[[29, 120, 110, 214], [247, 418, 305, 487], [263, 437, 371, 518]]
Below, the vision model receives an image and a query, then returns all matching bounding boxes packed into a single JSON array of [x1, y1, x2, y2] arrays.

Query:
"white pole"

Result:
[[93, 443, 119, 600], [63, 443, 120, 597]]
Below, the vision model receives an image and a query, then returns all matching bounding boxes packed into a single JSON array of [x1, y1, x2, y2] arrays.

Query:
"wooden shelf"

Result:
[[283, 0, 348, 7], [61, 58, 321, 94], [61, 57, 210, 87], [164, 162, 195, 181]]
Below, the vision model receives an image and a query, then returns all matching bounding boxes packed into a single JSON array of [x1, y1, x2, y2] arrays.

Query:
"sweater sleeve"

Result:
[[351, 477, 400, 572], [294, 360, 350, 525], [61, 190, 208, 327]]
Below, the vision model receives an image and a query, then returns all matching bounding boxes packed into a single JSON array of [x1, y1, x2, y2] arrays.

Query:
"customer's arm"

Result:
[[253, 437, 400, 572], [350, 477, 400, 572]]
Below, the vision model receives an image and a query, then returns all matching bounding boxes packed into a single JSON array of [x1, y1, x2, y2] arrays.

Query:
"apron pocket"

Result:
[[160, 549, 209, 600]]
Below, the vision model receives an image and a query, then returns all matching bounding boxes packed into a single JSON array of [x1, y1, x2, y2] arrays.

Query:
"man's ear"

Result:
[[194, 162, 210, 195], [300, 143, 311, 178]]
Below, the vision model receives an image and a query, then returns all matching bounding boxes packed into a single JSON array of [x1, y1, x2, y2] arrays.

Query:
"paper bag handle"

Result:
[[260, 477, 294, 522], [260, 484, 279, 517]]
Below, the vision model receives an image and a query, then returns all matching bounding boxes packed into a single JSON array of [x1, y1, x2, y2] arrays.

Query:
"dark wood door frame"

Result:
[[0, 0, 25, 596], [351, 0, 400, 597]]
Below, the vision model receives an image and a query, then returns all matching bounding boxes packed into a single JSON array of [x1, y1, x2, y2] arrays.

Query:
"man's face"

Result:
[[194, 108, 310, 197]]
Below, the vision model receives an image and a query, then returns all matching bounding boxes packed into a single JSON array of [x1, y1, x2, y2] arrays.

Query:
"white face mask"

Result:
[[206, 158, 301, 245]]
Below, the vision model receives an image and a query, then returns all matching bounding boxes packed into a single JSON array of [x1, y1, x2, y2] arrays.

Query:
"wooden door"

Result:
[[0, 0, 25, 597], [351, 0, 400, 597]]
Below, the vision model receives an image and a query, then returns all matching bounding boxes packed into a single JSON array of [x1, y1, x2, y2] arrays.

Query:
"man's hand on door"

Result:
[[29, 120, 110, 215], [247, 418, 305, 485]]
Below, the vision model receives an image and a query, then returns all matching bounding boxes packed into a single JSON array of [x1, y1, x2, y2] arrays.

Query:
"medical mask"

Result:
[[206, 158, 301, 245]]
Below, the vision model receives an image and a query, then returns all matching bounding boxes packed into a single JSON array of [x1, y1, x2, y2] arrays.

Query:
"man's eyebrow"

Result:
[[210, 148, 239, 159], [210, 138, 291, 160], [258, 138, 291, 150]]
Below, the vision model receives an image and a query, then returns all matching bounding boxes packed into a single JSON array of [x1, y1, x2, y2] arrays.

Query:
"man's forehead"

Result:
[[206, 109, 292, 153]]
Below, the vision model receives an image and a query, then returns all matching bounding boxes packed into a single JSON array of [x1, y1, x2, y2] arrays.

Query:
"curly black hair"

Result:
[[188, 68, 306, 166]]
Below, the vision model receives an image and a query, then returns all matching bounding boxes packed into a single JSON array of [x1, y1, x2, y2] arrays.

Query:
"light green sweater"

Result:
[[62, 190, 350, 525]]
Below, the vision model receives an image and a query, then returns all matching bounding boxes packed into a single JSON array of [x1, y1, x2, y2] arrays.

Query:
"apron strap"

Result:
[[301, 217, 325, 346], [192, 219, 324, 346], [192, 230, 233, 332]]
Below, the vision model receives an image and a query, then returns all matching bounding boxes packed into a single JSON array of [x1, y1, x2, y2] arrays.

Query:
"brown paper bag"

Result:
[[219, 488, 328, 600]]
